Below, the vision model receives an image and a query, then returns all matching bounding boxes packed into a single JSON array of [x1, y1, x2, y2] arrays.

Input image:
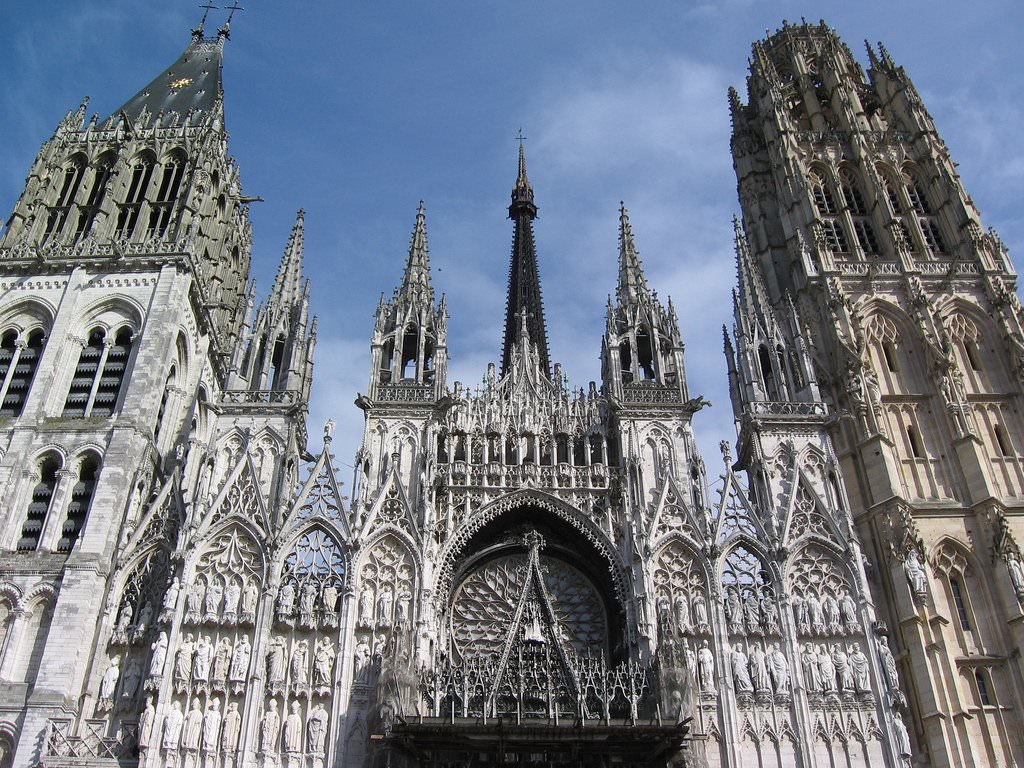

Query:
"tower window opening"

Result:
[[17, 454, 60, 552], [994, 424, 1013, 457], [758, 345, 780, 400], [573, 435, 586, 466], [148, 155, 186, 237], [636, 328, 655, 380], [840, 170, 868, 215], [43, 162, 85, 240], [380, 339, 394, 384], [906, 424, 924, 459], [556, 435, 569, 464], [920, 219, 947, 254], [882, 341, 899, 373], [57, 455, 100, 553], [75, 158, 113, 240], [505, 435, 517, 464], [853, 219, 880, 255], [821, 219, 849, 253], [949, 576, 971, 631], [619, 341, 633, 384], [539, 436, 552, 465], [452, 433, 467, 463], [0, 328, 45, 417], [115, 157, 155, 238], [976, 670, 993, 706], [963, 340, 982, 372], [436, 432, 449, 463], [905, 173, 933, 215], [401, 325, 418, 380], [809, 171, 838, 216], [523, 434, 535, 464], [590, 433, 604, 465], [92, 327, 133, 416], [883, 177, 904, 215], [269, 335, 286, 389], [63, 326, 135, 418]]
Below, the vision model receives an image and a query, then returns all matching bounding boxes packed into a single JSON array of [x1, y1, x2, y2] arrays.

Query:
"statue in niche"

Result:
[[205, 577, 224, 623], [692, 592, 709, 633], [1008, 553, 1024, 601], [148, 631, 169, 683], [312, 638, 335, 693], [193, 635, 213, 688], [832, 643, 852, 692], [283, 700, 303, 757], [259, 700, 281, 755], [267, 636, 288, 692], [291, 639, 310, 695], [877, 636, 900, 691], [354, 640, 372, 683], [376, 587, 394, 627], [791, 594, 809, 635], [113, 602, 133, 645], [277, 582, 296, 625], [299, 582, 317, 628], [162, 700, 184, 754], [186, 578, 206, 624], [849, 643, 871, 692], [230, 634, 251, 691], [138, 696, 156, 754], [725, 587, 744, 635], [760, 592, 780, 635], [307, 703, 328, 755], [801, 642, 821, 692], [893, 711, 912, 758], [807, 594, 825, 635], [817, 644, 836, 693], [132, 601, 153, 643], [98, 656, 120, 711], [839, 592, 859, 634], [822, 593, 841, 635], [903, 550, 928, 600], [202, 699, 222, 753], [742, 590, 761, 635], [221, 701, 242, 754], [357, 585, 374, 628], [223, 578, 241, 624], [395, 590, 412, 627], [730, 645, 753, 693], [160, 577, 181, 623], [119, 659, 142, 707], [748, 645, 771, 694], [768, 643, 789, 693], [684, 642, 697, 673], [182, 698, 203, 751], [241, 579, 259, 624], [673, 593, 691, 634], [321, 584, 339, 628], [212, 636, 232, 690], [174, 633, 195, 692]]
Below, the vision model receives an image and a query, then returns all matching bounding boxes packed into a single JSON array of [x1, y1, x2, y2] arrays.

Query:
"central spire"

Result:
[[501, 142, 550, 377]]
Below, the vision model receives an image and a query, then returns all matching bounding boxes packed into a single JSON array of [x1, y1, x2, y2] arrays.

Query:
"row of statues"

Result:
[[180, 575, 261, 627], [356, 583, 412, 629], [276, 580, 342, 630], [160, 633, 252, 694], [723, 586, 781, 636], [112, 599, 155, 645], [800, 642, 872, 695], [266, 636, 336, 697], [97, 655, 144, 712], [656, 591, 711, 636], [791, 590, 860, 637], [728, 643, 791, 696]]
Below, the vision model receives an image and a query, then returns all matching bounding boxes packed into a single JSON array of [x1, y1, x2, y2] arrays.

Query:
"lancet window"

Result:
[[63, 325, 135, 417], [16, 453, 61, 551], [809, 167, 849, 254], [115, 154, 155, 238], [839, 168, 879, 256], [903, 167, 947, 254], [74, 153, 114, 240], [0, 327, 45, 416], [148, 151, 186, 238], [42, 156, 86, 241], [56, 453, 100, 552]]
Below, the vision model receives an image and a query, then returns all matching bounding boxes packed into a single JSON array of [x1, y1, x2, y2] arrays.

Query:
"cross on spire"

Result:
[[225, 1, 244, 23], [516, 127, 527, 147]]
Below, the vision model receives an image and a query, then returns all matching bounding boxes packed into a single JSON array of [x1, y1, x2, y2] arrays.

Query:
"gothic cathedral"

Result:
[[0, 16, 1020, 768]]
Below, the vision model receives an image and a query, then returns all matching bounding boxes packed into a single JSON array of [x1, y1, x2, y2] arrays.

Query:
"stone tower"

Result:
[[0, 18, 317, 768], [730, 20, 1024, 767]]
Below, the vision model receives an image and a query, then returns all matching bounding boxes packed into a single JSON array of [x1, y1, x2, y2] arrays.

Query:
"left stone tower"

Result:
[[0, 19, 313, 768]]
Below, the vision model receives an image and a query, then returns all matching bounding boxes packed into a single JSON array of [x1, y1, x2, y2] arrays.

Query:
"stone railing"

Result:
[[749, 401, 828, 417], [622, 382, 679, 404], [374, 382, 434, 403], [219, 390, 298, 406], [44, 718, 137, 763]]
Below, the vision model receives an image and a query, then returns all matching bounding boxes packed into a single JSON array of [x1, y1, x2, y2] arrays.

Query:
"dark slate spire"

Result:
[[107, 31, 225, 129], [501, 143, 550, 377]]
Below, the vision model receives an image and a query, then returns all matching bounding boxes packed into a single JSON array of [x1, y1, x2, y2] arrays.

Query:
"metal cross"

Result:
[[225, 0, 244, 22], [516, 128, 527, 147], [198, 2, 219, 27]]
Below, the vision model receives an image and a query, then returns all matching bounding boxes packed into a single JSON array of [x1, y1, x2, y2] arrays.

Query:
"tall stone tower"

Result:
[[0, 18, 317, 768], [730, 20, 1024, 767]]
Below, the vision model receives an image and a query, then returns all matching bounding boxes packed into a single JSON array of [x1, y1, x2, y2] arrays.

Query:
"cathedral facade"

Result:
[[0, 16, 1018, 768]]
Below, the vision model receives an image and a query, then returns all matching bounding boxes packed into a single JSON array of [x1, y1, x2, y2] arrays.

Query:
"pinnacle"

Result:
[[616, 203, 649, 307], [271, 209, 305, 307], [398, 201, 433, 304]]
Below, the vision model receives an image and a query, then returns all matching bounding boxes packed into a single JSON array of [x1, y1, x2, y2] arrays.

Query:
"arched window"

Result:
[[15, 597, 54, 686], [758, 344, 780, 400], [63, 325, 135, 417], [809, 168, 849, 254], [17, 453, 61, 551], [115, 154, 155, 238], [619, 340, 633, 384], [74, 153, 115, 240], [155, 365, 176, 442], [43, 158, 86, 240], [148, 151, 187, 237], [994, 424, 1013, 457], [906, 424, 924, 459], [976, 669, 994, 706], [903, 168, 947, 254], [840, 168, 879, 255], [0, 327, 45, 416], [636, 327, 655, 380], [949, 575, 971, 630], [56, 454, 100, 552]]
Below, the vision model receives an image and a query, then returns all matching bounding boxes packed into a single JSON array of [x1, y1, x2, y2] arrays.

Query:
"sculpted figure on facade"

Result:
[[1007, 553, 1024, 601], [903, 550, 927, 600], [119, 659, 142, 707], [730, 645, 753, 694], [186, 578, 206, 624], [267, 636, 288, 694], [182, 698, 204, 752], [223, 578, 242, 624], [817, 644, 836, 693], [97, 656, 120, 711], [194, 634, 213, 688], [284, 700, 304, 761], [148, 631, 169, 684], [299, 582, 317, 629], [161, 576, 181, 624], [291, 639, 310, 695], [321, 584, 339, 627], [174, 633, 195, 692], [138, 696, 156, 755], [307, 703, 328, 755], [133, 601, 153, 642], [202, 699, 222, 753], [260, 700, 281, 756], [839, 591, 858, 633], [802, 642, 821, 692], [241, 579, 260, 624], [358, 584, 374, 628], [277, 582, 296, 625], [113, 603, 133, 645], [748, 645, 771, 694], [313, 637, 335, 694], [163, 701, 184, 755], [230, 634, 251, 691], [692, 592, 709, 633], [768, 644, 789, 693], [849, 643, 870, 692], [222, 701, 242, 756]]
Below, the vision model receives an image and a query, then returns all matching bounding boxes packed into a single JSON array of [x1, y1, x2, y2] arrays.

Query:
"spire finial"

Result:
[[218, 0, 243, 38], [270, 209, 305, 307], [194, 2, 218, 37], [398, 201, 433, 304], [617, 202, 650, 306]]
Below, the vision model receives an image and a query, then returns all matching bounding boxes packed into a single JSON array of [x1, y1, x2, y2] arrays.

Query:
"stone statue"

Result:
[[223, 579, 242, 623], [822, 594, 841, 634], [193, 635, 213, 684], [832, 644, 852, 692], [673, 593, 691, 633], [903, 550, 927, 599], [730, 646, 753, 693], [260, 700, 281, 754], [162, 700, 184, 752], [98, 656, 120, 708], [791, 594, 809, 635], [291, 639, 309, 689], [149, 631, 169, 677], [697, 640, 715, 694], [299, 582, 317, 625], [182, 698, 203, 751], [358, 585, 374, 627], [768, 644, 789, 693], [725, 588, 744, 634], [114, 602, 133, 640], [742, 591, 761, 635], [307, 703, 328, 754], [202, 699, 222, 752], [849, 643, 871, 692], [760, 594, 780, 635], [133, 601, 153, 641], [267, 636, 288, 686], [221, 702, 242, 753], [283, 700, 303, 754], [377, 588, 394, 627], [396, 590, 412, 626], [186, 579, 206, 624], [120, 659, 142, 703], [817, 645, 836, 692], [205, 578, 224, 622], [839, 592, 859, 634], [1008, 554, 1024, 600], [748, 645, 771, 693], [161, 576, 181, 620], [807, 594, 825, 635], [313, 638, 335, 690], [230, 634, 251, 685], [878, 637, 900, 690], [212, 636, 232, 687], [684, 643, 697, 672], [692, 593, 709, 632], [277, 582, 296, 622], [138, 696, 156, 751], [893, 711, 912, 757], [354, 641, 371, 682], [174, 633, 195, 690], [801, 643, 821, 692], [322, 584, 339, 614], [241, 580, 259, 623]]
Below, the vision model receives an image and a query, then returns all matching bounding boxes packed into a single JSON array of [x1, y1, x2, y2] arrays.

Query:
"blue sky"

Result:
[[3, 1, 1023, 482]]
